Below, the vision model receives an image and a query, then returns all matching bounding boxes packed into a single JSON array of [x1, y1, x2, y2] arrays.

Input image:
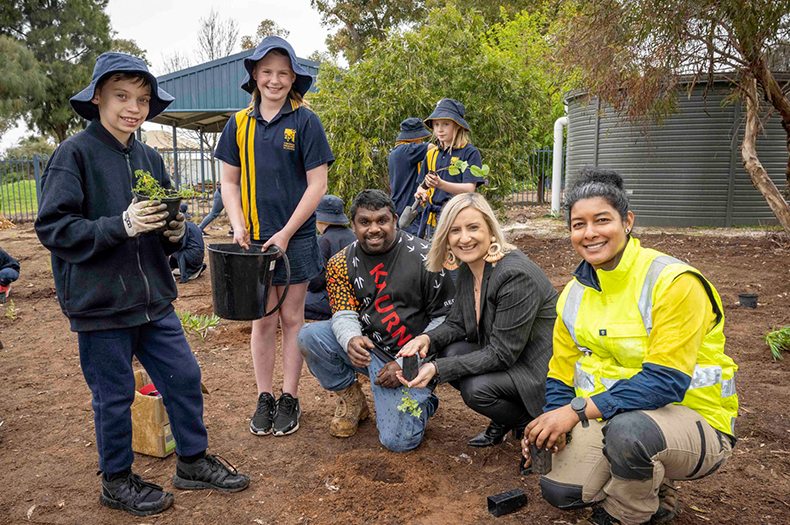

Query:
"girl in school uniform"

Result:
[[415, 98, 485, 239], [215, 36, 334, 437]]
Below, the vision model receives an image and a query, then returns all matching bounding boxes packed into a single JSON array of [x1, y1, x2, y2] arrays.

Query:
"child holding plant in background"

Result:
[[415, 98, 485, 239], [35, 52, 248, 517], [215, 36, 333, 437]]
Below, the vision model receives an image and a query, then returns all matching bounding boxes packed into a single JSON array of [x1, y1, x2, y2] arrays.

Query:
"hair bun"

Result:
[[576, 167, 623, 190]]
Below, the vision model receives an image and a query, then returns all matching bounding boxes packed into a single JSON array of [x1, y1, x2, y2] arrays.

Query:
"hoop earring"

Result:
[[625, 229, 631, 234], [484, 241, 504, 264], [443, 246, 458, 270]]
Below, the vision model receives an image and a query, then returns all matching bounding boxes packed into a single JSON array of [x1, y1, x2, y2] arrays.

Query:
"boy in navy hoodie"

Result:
[[35, 53, 249, 517]]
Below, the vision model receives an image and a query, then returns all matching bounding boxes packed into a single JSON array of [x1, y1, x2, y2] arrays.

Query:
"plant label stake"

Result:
[[402, 355, 419, 381], [487, 488, 527, 517]]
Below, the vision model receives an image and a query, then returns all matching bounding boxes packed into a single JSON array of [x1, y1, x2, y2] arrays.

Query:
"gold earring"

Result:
[[484, 241, 504, 264], [443, 246, 458, 270]]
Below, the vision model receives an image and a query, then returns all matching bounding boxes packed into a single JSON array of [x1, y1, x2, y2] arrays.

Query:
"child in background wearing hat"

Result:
[[415, 99, 485, 239], [388, 117, 433, 236], [215, 36, 334, 437], [169, 203, 207, 282], [305, 195, 357, 321], [35, 52, 249, 517]]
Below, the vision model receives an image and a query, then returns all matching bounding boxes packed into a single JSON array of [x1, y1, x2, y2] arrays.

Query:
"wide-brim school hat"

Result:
[[241, 36, 313, 96], [396, 117, 432, 141], [70, 52, 174, 122], [315, 195, 349, 225], [424, 98, 470, 132]]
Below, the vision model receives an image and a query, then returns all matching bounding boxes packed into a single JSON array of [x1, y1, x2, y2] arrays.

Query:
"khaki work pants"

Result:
[[539, 404, 733, 525]]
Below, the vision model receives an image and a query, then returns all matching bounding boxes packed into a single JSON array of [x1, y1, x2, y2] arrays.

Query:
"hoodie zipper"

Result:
[[125, 151, 151, 322]]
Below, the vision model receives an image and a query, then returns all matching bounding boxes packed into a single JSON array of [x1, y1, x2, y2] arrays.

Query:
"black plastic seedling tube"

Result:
[[738, 294, 758, 308], [529, 441, 553, 475], [487, 488, 527, 517], [133, 192, 181, 231], [402, 355, 419, 381]]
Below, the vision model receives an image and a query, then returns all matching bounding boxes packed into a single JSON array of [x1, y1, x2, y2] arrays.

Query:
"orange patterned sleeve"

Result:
[[326, 250, 359, 314]]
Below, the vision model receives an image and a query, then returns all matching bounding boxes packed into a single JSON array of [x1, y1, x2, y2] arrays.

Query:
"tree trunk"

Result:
[[752, 58, 790, 191], [741, 77, 790, 234]]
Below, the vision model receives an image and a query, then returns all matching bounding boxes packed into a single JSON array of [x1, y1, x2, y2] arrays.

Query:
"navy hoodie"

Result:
[[35, 121, 183, 332]]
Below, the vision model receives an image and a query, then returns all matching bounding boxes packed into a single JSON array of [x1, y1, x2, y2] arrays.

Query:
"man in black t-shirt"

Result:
[[297, 190, 455, 451]]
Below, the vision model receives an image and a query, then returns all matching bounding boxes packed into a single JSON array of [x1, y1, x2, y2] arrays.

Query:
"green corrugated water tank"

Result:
[[564, 78, 789, 227]]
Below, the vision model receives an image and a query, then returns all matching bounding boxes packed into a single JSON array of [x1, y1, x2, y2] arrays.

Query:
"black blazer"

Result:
[[426, 249, 558, 417]]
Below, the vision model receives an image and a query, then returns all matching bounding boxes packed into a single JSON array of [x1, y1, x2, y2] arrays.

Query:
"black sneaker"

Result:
[[201, 230, 210, 236], [188, 263, 207, 281], [272, 393, 301, 436], [99, 471, 173, 517], [172, 454, 250, 493], [250, 392, 276, 435]]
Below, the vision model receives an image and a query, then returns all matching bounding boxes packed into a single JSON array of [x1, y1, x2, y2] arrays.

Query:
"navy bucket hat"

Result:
[[70, 52, 174, 121], [424, 98, 470, 132], [396, 117, 431, 141], [316, 195, 349, 225], [241, 36, 313, 96]]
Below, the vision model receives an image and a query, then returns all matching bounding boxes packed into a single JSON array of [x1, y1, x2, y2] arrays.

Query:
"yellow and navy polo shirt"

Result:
[[388, 142, 430, 217], [420, 142, 485, 208], [215, 99, 334, 241]]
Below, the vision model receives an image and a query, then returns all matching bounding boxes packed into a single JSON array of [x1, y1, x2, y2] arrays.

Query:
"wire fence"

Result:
[[504, 146, 565, 207], [0, 146, 563, 223]]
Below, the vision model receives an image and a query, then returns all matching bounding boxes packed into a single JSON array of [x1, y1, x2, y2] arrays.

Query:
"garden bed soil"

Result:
[[0, 222, 788, 525]]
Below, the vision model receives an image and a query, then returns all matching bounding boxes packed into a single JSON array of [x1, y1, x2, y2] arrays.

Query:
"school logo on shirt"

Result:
[[284, 128, 296, 151]]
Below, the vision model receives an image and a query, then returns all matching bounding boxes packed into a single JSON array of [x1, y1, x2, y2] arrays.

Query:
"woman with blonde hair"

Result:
[[397, 193, 557, 461]]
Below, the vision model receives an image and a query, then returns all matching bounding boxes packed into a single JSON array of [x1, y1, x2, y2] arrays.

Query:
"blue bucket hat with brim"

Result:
[[315, 195, 349, 225], [396, 117, 432, 141], [424, 98, 470, 132], [70, 52, 174, 122], [241, 36, 313, 96]]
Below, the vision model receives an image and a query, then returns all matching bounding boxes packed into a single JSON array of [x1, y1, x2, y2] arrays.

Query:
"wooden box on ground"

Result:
[[131, 369, 175, 458]]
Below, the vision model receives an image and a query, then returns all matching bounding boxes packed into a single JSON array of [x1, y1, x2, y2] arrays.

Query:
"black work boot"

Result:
[[172, 454, 250, 492], [99, 470, 174, 516], [468, 420, 511, 447]]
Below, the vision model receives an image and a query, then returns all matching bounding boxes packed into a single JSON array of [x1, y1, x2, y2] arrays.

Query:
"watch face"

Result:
[[571, 397, 586, 411]]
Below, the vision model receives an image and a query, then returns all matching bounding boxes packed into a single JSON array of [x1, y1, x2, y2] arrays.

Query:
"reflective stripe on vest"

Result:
[[564, 259, 738, 396]]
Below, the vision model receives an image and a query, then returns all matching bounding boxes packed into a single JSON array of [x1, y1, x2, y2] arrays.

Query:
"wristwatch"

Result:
[[571, 397, 589, 428]]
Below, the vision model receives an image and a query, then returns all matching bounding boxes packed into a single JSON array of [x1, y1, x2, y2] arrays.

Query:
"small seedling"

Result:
[[133, 170, 202, 201], [178, 310, 220, 341], [5, 300, 17, 319], [440, 159, 491, 178], [764, 326, 790, 361], [397, 388, 422, 418]]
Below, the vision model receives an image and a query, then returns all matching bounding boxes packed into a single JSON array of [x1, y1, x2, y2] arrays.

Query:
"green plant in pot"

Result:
[[132, 170, 201, 229]]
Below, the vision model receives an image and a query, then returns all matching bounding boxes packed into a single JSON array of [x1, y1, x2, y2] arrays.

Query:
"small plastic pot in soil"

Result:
[[738, 294, 758, 308], [133, 192, 181, 231]]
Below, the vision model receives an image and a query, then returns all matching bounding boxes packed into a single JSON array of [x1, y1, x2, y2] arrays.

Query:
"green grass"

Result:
[[0, 179, 38, 216]]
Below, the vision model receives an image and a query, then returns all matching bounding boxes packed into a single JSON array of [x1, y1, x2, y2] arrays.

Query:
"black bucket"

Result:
[[207, 244, 290, 320]]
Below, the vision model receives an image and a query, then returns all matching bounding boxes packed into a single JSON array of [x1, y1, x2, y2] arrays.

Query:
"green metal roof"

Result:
[[150, 49, 320, 132]]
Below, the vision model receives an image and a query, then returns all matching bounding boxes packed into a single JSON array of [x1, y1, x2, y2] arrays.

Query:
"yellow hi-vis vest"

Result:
[[556, 238, 738, 436]]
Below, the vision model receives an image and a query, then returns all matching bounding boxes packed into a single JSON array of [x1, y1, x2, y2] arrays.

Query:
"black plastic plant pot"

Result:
[[207, 244, 290, 321], [738, 294, 758, 308], [402, 355, 419, 381], [133, 192, 181, 231], [487, 488, 527, 517], [529, 441, 553, 475]]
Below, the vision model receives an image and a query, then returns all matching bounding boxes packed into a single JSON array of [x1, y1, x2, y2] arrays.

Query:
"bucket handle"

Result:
[[263, 245, 290, 317]]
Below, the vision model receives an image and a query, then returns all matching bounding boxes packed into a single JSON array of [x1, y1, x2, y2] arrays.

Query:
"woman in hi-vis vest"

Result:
[[523, 168, 738, 525]]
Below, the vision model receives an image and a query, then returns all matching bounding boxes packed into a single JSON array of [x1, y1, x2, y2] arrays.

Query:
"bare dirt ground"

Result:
[[1, 216, 789, 525]]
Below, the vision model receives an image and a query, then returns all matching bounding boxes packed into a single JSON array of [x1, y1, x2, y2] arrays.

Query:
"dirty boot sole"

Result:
[[171, 475, 249, 493], [99, 492, 173, 516], [330, 403, 370, 438]]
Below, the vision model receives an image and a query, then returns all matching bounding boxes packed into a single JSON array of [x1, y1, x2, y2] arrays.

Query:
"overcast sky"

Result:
[[1, 0, 330, 151]]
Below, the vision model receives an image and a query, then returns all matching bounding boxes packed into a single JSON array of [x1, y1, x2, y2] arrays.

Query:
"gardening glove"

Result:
[[164, 213, 186, 243], [122, 199, 168, 238]]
